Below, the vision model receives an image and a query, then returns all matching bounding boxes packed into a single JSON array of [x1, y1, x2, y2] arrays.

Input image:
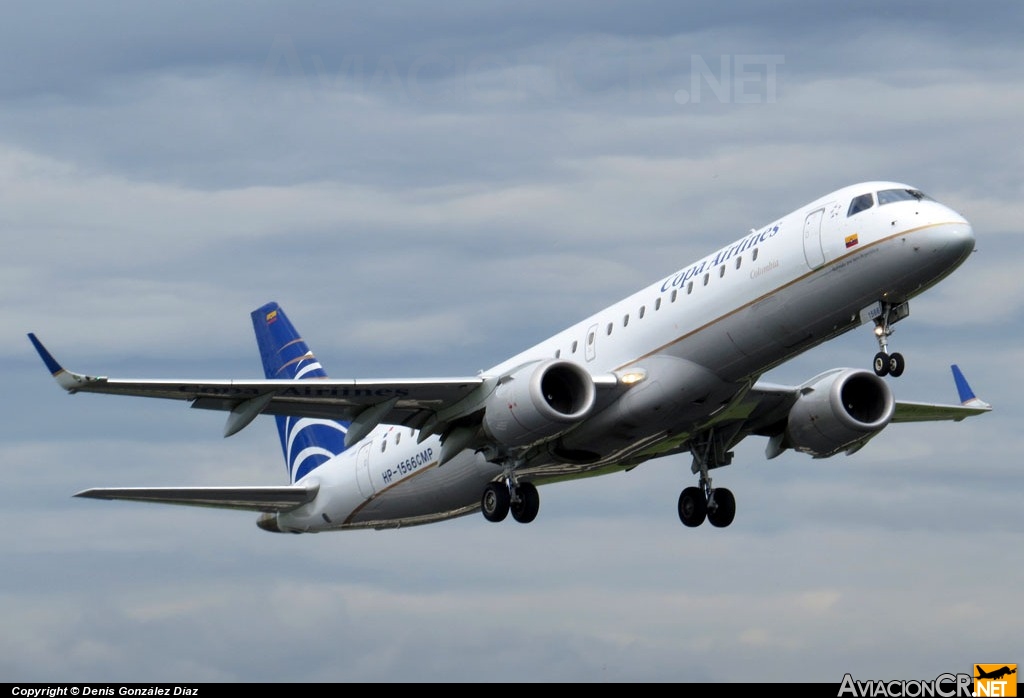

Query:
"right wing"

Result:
[[890, 364, 992, 422], [739, 363, 991, 430], [684, 363, 991, 463]]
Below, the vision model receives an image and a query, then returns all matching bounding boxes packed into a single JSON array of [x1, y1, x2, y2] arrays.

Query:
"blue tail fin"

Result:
[[251, 302, 350, 483]]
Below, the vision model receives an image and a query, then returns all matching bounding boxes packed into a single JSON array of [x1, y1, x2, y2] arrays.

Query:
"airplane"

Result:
[[975, 666, 1016, 681], [28, 180, 992, 533]]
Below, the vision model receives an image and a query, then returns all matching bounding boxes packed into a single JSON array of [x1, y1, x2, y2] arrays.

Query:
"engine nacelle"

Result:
[[482, 359, 596, 448], [785, 368, 895, 458]]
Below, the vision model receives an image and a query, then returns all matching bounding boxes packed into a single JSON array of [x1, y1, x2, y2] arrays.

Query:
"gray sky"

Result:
[[3, 1, 1022, 684]]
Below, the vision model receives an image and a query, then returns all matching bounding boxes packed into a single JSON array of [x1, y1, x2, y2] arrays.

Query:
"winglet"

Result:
[[26, 333, 106, 392], [27, 333, 63, 375], [951, 364, 990, 410]]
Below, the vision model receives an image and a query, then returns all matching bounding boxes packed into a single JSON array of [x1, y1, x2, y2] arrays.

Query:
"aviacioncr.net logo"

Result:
[[838, 673, 973, 697], [974, 664, 1017, 698]]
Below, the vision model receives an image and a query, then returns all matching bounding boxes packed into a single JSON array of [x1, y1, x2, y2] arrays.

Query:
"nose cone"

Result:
[[923, 203, 976, 270], [952, 219, 975, 256], [938, 205, 975, 256], [937, 215, 974, 248]]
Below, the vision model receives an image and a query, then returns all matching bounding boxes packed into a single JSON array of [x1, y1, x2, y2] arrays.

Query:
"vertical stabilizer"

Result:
[[251, 302, 350, 483]]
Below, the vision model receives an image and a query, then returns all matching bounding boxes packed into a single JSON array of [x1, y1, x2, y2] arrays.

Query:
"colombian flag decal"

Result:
[[266, 309, 278, 324], [845, 233, 859, 249]]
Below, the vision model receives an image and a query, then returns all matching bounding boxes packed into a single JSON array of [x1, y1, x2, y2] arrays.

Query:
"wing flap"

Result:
[[49, 375, 484, 408], [74, 484, 319, 512]]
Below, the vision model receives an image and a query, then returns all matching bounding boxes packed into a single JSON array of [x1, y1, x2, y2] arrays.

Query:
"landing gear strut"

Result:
[[678, 429, 736, 528], [870, 301, 907, 377], [481, 476, 540, 524]]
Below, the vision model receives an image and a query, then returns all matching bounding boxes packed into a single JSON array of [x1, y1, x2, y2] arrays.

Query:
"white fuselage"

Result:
[[274, 181, 975, 532]]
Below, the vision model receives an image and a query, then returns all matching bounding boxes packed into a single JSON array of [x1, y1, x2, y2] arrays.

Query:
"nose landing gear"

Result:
[[869, 301, 909, 377]]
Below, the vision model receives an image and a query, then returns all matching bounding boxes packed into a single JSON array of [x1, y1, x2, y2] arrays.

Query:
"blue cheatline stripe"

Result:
[[250, 302, 351, 483]]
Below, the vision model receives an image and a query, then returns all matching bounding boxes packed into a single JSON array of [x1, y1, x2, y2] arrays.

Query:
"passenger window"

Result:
[[719, 265, 725, 278], [571, 340, 578, 353], [735, 257, 742, 270], [687, 281, 693, 294], [703, 272, 710, 286], [639, 305, 645, 319], [588, 331, 595, 346], [555, 349, 561, 358], [607, 323, 613, 335], [752, 248, 759, 261], [623, 314, 629, 327], [671, 289, 678, 303], [381, 440, 386, 453], [655, 297, 662, 310], [847, 193, 874, 216]]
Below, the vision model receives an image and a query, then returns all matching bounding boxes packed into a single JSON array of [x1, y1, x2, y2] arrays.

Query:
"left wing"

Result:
[[27, 332, 487, 440]]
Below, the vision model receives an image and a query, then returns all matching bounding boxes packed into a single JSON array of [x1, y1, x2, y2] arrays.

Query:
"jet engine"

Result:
[[785, 368, 895, 457], [482, 359, 596, 448]]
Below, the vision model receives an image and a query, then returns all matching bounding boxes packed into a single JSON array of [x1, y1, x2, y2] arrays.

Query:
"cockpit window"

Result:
[[877, 188, 931, 205], [847, 193, 874, 217]]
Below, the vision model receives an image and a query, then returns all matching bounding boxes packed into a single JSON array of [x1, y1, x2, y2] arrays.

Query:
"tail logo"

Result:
[[251, 302, 352, 483], [283, 417, 349, 482]]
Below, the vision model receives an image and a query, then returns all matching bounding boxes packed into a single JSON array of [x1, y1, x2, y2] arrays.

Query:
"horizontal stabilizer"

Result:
[[74, 484, 319, 512]]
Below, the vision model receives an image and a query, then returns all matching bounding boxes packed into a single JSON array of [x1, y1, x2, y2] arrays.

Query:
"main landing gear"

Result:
[[481, 478, 540, 524], [678, 429, 736, 528], [870, 301, 909, 377], [678, 483, 735, 528]]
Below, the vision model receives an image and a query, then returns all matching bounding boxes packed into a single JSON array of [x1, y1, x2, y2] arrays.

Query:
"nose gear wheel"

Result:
[[871, 302, 907, 377]]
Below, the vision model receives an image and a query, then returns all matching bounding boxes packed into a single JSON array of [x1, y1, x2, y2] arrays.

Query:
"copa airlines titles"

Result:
[[660, 224, 781, 293]]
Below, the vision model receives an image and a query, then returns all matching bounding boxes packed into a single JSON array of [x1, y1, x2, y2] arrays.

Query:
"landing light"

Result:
[[873, 325, 885, 337], [618, 370, 647, 385]]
